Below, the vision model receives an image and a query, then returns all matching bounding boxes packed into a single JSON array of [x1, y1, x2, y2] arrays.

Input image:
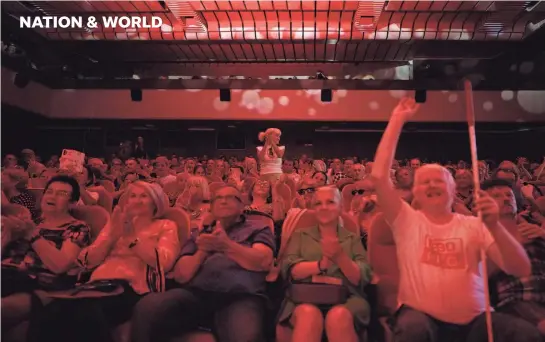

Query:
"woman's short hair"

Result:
[[44, 175, 81, 203], [247, 180, 272, 204]]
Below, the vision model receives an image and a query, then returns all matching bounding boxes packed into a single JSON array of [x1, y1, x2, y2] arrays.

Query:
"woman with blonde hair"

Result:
[[28, 181, 180, 342], [257, 128, 285, 182], [175, 176, 210, 231]]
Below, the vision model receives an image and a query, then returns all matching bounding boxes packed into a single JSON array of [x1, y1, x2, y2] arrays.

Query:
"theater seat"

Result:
[[88, 185, 114, 213], [162, 207, 191, 246], [70, 205, 109, 241], [367, 213, 398, 342]]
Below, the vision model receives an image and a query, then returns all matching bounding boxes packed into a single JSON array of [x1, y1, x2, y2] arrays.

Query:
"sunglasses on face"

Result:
[[298, 188, 316, 195], [352, 189, 366, 196]]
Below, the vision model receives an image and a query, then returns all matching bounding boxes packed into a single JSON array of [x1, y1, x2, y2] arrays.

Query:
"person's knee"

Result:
[[1, 293, 31, 322], [394, 307, 435, 340], [132, 292, 170, 322], [325, 305, 354, 332], [292, 304, 324, 327], [219, 298, 265, 341]]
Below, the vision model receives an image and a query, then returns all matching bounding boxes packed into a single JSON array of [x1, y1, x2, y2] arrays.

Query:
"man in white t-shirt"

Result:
[[370, 98, 540, 341]]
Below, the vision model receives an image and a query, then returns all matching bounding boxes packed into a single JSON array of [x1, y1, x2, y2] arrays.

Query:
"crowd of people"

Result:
[[2, 97, 545, 342]]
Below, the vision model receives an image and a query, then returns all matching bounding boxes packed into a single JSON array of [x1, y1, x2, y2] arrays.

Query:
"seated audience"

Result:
[[484, 178, 545, 335], [152, 156, 176, 186], [131, 185, 274, 342], [29, 181, 179, 342]]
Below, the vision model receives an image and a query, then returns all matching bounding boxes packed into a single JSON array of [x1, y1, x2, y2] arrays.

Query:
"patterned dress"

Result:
[[2, 219, 91, 293]]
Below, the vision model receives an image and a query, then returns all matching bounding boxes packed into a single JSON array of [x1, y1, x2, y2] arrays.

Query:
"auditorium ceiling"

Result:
[[2, 1, 545, 90]]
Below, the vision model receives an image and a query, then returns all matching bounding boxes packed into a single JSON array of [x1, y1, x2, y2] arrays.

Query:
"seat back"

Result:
[[70, 205, 110, 241], [367, 213, 399, 316], [245, 210, 275, 234], [89, 186, 114, 213], [274, 182, 292, 211], [341, 213, 360, 236], [341, 183, 356, 212], [162, 207, 191, 247], [266, 208, 315, 282]]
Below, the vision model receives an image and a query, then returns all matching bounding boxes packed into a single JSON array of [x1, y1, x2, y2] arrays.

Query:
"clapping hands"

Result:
[[196, 223, 231, 253], [321, 237, 343, 262]]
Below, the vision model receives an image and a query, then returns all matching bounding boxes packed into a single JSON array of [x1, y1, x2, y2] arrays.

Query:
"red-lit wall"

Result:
[[2, 68, 545, 122]]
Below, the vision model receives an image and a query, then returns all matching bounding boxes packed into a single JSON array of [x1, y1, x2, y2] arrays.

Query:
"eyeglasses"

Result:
[[212, 194, 242, 203], [297, 188, 315, 195], [44, 189, 71, 198], [352, 189, 366, 196], [499, 168, 516, 175]]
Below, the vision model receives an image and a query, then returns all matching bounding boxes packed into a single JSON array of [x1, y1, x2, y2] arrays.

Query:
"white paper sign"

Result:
[[59, 149, 85, 173]]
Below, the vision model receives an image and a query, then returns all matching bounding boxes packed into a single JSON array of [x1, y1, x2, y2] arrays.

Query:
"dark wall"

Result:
[[2, 104, 544, 163]]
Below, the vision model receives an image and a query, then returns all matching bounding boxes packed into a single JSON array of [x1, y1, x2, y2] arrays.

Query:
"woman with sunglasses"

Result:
[[293, 180, 317, 209], [348, 180, 379, 248]]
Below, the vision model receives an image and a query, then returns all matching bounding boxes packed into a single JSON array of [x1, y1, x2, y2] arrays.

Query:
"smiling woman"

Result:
[[277, 186, 371, 342]]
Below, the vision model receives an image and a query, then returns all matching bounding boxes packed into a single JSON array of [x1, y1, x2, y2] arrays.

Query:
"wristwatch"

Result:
[[128, 238, 140, 249]]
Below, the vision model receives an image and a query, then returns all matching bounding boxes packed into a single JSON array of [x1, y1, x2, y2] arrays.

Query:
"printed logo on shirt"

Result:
[[420, 235, 467, 269]]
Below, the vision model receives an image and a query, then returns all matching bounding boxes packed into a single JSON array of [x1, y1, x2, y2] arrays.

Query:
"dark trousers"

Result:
[[131, 288, 266, 342], [393, 305, 543, 342], [27, 290, 141, 342]]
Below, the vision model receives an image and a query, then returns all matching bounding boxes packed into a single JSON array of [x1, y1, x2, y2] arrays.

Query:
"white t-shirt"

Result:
[[257, 146, 285, 175], [389, 201, 495, 324]]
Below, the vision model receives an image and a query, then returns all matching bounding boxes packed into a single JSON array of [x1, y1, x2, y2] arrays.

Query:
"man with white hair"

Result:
[[370, 98, 540, 341]]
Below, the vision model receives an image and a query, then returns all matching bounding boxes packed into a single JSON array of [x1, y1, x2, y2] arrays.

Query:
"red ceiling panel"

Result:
[[4, 0, 544, 65]]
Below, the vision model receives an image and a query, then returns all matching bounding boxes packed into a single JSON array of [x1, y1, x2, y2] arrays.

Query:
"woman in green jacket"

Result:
[[277, 187, 372, 342]]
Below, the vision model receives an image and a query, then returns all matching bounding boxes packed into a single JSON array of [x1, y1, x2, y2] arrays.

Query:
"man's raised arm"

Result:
[[370, 98, 419, 224]]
